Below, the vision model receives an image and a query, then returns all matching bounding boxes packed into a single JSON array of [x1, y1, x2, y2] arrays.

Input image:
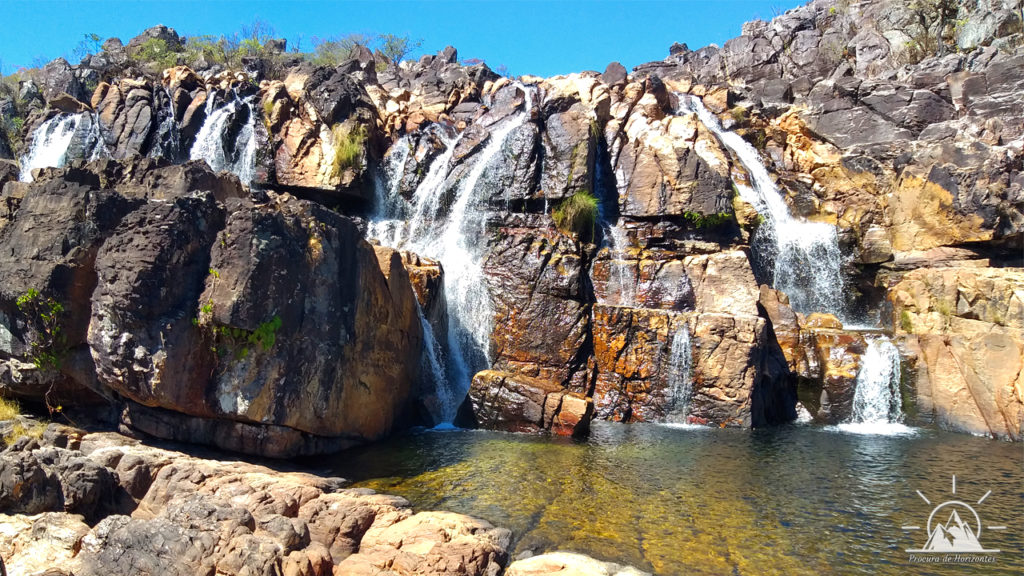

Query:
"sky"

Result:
[[0, 0, 806, 78]]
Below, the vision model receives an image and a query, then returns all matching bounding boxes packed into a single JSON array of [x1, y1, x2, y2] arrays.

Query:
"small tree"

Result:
[[909, 0, 960, 57], [377, 33, 422, 67], [72, 33, 103, 62]]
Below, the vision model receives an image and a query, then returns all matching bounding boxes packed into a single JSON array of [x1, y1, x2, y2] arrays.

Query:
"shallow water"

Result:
[[323, 422, 1023, 575]]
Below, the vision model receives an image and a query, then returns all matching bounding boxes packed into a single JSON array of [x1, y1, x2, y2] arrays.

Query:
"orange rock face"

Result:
[[465, 370, 592, 437], [890, 267, 1024, 440]]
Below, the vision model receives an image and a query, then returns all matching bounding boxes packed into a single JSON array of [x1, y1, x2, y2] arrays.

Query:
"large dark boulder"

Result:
[[87, 192, 224, 411], [0, 447, 124, 523], [85, 191, 422, 456], [0, 178, 139, 401], [483, 229, 591, 388]]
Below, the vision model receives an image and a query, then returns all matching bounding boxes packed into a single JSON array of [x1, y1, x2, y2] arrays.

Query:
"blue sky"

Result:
[[0, 1, 805, 77]]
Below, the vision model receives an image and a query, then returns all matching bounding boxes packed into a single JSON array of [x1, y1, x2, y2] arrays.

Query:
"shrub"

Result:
[[184, 35, 232, 67], [729, 106, 748, 125], [133, 37, 179, 70], [308, 33, 371, 67], [331, 123, 367, 177], [553, 190, 599, 242], [378, 33, 422, 67], [16, 289, 66, 371], [682, 211, 733, 229], [900, 309, 914, 332]]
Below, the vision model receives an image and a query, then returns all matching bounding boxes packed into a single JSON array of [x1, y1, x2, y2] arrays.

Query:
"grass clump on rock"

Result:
[[0, 397, 46, 447], [330, 123, 367, 178], [553, 190, 599, 243]]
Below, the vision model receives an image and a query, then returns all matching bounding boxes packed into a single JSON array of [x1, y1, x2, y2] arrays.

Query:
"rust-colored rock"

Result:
[[463, 370, 592, 437]]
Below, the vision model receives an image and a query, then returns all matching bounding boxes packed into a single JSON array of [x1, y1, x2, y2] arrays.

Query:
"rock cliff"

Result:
[[0, 0, 1021, 448]]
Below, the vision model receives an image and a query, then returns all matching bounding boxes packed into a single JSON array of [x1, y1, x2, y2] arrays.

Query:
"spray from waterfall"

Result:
[[678, 95, 845, 318], [369, 85, 538, 423], [666, 325, 693, 423], [19, 113, 100, 182], [190, 93, 258, 184], [836, 336, 914, 435]]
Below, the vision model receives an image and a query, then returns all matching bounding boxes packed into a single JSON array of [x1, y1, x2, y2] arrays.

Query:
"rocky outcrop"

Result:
[[485, 229, 592, 387], [461, 370, 592, 436], [889, 267, 1023, 439], [0, 177, 141, 404], [590, 306, 792, 427], [261, 65, 382, 200], [606, 82, 734, 220], [2, 162, 424, 457], [0, 428, 512, 576]]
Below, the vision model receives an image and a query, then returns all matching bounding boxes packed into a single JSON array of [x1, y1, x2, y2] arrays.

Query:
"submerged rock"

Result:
[[506, 551, 650, 576]]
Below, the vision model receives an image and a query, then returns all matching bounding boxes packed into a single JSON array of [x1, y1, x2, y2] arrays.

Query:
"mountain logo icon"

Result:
[[904, 475, 1004, 554]]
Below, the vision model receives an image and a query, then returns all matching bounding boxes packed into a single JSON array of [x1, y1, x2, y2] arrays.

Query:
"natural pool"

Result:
[[321, 422, 1023, 575]]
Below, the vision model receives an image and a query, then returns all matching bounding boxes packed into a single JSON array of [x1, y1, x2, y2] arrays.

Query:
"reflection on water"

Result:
[[321, 423, 1023, 575]]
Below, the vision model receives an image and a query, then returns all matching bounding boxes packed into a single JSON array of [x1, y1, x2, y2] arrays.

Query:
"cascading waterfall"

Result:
[[601, 219, 637, 307], [150, 87, 182, 162], [665, 326, 693, 423], [370, 85, 537, 423], [678, 95, 845, 317], [190, 93, 258, 184], [837, 336, 913, 435], [20, 114, 83, 182], [415, 301, 451, 424]]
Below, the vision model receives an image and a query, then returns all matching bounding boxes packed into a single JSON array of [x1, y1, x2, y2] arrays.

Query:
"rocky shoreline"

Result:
[[0, 423, 649, 575]]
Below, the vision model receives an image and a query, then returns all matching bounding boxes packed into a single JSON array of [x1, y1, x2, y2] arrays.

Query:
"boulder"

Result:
[[591, 306, 792, 426], [334, 511, 511, 576], [1, 429, 515, 575], [87, 192, 224, 416], [540, 102, 596, 201], [39, 59, 83, 102], [89, 192, 422, 456], [484, 229, 591, 387], [610, 99, 734, 219], [0, 178, 140, 403], [0, 512, 90, 576], [463, 370, 593, 436], [0, 447, 125, 522]]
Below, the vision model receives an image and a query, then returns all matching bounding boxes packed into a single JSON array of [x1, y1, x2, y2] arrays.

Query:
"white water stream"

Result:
[[369, 85, 538, 423], [678, 95, 845, 317], [189, 94, 258, 184]]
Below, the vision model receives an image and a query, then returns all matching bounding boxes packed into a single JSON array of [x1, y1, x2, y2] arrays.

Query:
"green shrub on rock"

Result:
[[330, 123, 367, 178], [553, 190, 599, 242]]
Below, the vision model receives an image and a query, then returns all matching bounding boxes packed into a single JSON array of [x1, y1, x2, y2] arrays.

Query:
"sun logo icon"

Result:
[[904, 475, 1005, 553]]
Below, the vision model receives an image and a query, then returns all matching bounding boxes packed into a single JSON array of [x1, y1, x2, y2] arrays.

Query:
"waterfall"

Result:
[[678, 95, 845, 317], [150, 86, 182, 162], [19, 112, 106, 182], [370, 85, 538, 423], [189, 94, 258, 184], [665, 325, 693, 423], [599, 219, 637, 307], [416, 301, 451, 425], [837, 336, 914, 435], [20, 114, 83, 182]]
